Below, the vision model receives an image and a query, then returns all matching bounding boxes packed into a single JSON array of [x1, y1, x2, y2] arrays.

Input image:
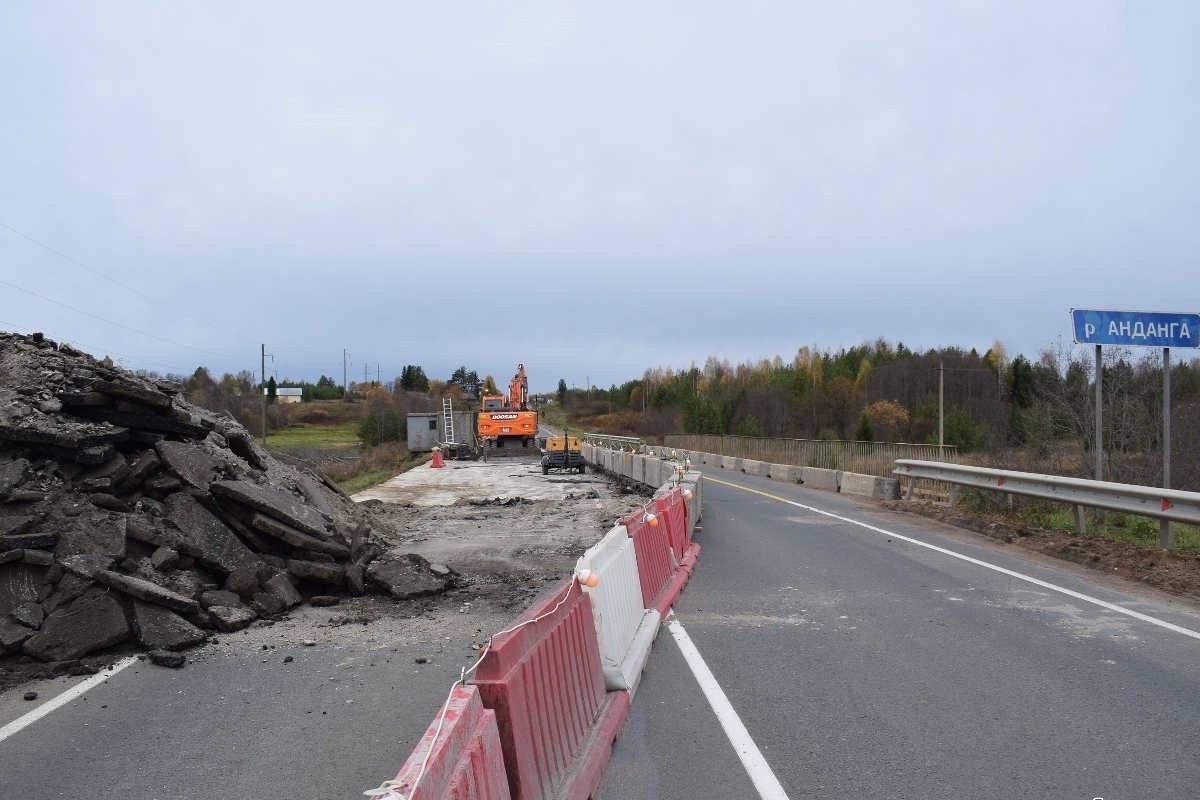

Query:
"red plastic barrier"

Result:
[[385, 684, 511, 800], [472, 579, 630, 800], [655, 490, 689, 560], [624, 512, 674, 610]]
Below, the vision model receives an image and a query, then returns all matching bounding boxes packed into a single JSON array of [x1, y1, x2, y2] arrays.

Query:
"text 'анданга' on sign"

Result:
[[1071, 309, 1200, 349]]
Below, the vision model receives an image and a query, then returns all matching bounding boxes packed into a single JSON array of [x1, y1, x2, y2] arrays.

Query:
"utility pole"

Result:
[[260, 345, 274, 443], [343, 349, 350, 401], [1162, 347, 1173, 548], [1094, 344, 1103, 480], [938, 359, 944, 456], [376, 363, 381, 386]]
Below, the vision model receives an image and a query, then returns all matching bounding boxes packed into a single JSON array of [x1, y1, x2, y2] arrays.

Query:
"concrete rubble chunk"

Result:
[[57, 553, 113, 580], [0, 562, 44, 609], [367, 554, 451, 600], [249, 513, 349, 558], [0, 458, 31, 497], [131, 601, 207, 651], [165, 493, 262, 574], [224, 429, 267, 470], [93, 379, 173, 410], [43, 574, 93, 612], [90, 493, 130, 512], [22, 588, 131, 661], [11, 601, 45, 629], [211, 480, 329, 538], [207, 604, 256, 632], [150, 546, 180, 572], [91, 569, 200, 616], [0, 515, 41, 538], [155, 440, 223, 491], [224, 566, 260, 600], [21, 549, 54, 566], [54, 514, 127, 561], [1, 618, 34, 651], [296, 474, 340, 519], [262, 573, 302, 610], [199, 589, 243, 609], [2, 531, 59, 551], [286, 559, 346, 586], [113, 449, 160, 493], [148, 649, 185, 668]]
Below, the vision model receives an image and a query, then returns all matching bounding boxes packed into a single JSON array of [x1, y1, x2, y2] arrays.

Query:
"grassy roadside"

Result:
[[263, 418, 428, 494], [265, 421, 360, 450], [334, 452, 430, 494], [1027, 505, 1200, 554], [951, 487, 1200, 555]]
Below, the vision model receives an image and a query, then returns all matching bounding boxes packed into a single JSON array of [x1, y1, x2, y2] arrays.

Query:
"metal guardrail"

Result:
[[893, 459, 1200, 528], [582, 432, 644, 450], [666, 434, 957, 478]]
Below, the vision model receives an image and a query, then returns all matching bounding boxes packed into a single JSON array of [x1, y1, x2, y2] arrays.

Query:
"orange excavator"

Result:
[[477, 363, 538, 450]]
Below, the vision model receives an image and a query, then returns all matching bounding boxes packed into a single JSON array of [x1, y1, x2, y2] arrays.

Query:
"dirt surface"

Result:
[[357, 455, 647, 605], [889, 500, 1200, 602]]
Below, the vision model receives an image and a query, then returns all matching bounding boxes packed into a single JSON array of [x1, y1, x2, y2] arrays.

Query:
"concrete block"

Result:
[[720, 456, 741, 471], [740, 459, 768, 476], [799, 466, 841, 492], [767, 463, 803, 483], [839, 472, 901, 501]]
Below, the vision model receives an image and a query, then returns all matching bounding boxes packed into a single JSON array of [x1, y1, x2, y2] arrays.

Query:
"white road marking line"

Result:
[[665, 615, 791, 800], [707, 476, 1200, 643], [0, 656, 138, 745]]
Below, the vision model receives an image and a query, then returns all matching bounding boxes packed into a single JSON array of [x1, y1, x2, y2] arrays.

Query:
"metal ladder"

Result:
[[441, 396, 456, 445]]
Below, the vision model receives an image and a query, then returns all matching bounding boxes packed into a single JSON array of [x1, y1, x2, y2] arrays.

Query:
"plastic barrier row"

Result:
[[377, 451, 703, 800]]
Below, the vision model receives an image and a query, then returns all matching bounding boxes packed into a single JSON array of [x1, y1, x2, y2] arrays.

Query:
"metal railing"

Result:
[[583, 432, 645, 451], [665, 434, 957, 478], [894, 459, 1200, 546]]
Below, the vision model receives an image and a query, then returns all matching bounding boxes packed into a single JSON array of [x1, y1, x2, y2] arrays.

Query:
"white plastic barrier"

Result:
[[575, 525, 661, 693]]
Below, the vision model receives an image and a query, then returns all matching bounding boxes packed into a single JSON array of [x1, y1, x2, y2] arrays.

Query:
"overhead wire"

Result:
[[0, 276, 220, 357], [0, 220, 153, 301]]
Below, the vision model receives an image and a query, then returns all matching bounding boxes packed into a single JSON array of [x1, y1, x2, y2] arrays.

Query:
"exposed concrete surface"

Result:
[[353, 457, 607, 507]]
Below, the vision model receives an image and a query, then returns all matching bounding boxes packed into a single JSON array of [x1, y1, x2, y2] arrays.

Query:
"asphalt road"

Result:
[[599, 471, 1200, 799], [0, 616, 479, 800]]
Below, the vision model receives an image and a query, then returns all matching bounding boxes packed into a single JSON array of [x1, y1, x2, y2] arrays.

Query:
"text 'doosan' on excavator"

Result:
[[477, 363, 538, 451]]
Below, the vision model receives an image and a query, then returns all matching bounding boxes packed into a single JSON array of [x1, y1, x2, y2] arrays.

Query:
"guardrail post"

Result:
[[1074, 505, 1086, 535], [904, 476, 914, 501]]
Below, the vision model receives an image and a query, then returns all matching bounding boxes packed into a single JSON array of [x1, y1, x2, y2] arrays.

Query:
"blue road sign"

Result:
[[1072, 309, 1200, 348]]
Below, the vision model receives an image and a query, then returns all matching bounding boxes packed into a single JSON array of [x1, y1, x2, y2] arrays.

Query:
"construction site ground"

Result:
[[1, 454, 647, 800]]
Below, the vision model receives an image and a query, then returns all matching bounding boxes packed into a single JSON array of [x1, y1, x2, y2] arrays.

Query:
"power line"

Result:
[[0, 221, 153, 302], [0, 276, 218, 356]]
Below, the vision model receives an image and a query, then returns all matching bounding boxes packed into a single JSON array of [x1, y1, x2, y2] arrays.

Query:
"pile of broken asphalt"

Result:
[[1, 331, 454, 675]]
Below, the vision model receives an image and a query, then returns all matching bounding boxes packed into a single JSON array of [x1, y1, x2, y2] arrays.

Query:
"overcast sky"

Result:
[[2, 2, 1197, 391]]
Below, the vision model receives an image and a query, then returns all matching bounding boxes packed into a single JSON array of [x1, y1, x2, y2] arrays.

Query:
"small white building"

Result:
[[263, 387, 304, 404]]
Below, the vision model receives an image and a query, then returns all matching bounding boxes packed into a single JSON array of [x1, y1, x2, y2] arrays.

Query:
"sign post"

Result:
[[1072, 310, 1200, 548]]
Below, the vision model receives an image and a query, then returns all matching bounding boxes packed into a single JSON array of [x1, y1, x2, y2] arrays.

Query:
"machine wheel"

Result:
[[578, 463, 587, 474], [542, 462, 549, 475]]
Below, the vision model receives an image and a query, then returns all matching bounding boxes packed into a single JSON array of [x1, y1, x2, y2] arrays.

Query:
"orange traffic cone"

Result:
[[431, 447, 444, 468]]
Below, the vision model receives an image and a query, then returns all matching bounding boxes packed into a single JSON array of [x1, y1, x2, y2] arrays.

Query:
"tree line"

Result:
[[558, 340, 1200, 489]]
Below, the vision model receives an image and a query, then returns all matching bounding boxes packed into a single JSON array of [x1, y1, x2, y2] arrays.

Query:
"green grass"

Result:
[[1025, 507, 1200, 553], [337, 467, 400, 495], [265, 421, 361, 450]]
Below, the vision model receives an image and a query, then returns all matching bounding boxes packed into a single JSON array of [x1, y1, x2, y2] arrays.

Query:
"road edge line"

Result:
[[665, 614, 791, 800], [0, 656, 139, 745]]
